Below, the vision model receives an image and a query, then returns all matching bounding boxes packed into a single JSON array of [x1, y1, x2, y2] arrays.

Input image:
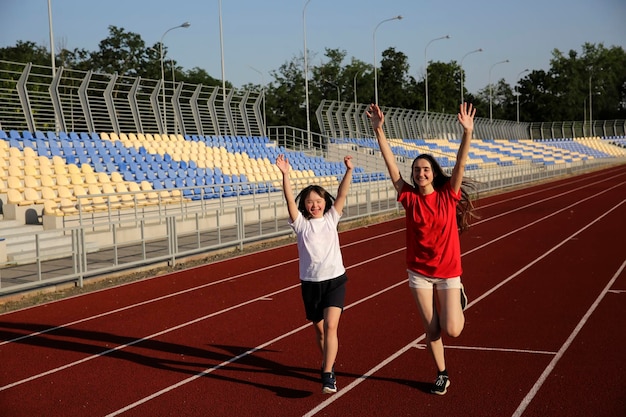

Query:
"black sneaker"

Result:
[[321, 371, 337, 394], [460, 284, 468, 310], [431, 374, 450, 395]]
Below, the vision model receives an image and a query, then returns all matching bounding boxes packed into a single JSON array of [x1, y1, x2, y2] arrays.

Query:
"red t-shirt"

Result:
[[398, 181, 462, 278]]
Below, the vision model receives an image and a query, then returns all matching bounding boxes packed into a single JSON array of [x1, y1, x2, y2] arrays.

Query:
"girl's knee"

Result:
[[443, 319, 464, 338]]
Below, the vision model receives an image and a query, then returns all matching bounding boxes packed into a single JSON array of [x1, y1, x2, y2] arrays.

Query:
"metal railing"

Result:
[[315, 99, 626, 141], [0, 60, 264, 137]]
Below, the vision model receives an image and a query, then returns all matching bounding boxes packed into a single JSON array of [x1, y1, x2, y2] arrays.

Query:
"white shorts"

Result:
[[407, 269, 462, 290]]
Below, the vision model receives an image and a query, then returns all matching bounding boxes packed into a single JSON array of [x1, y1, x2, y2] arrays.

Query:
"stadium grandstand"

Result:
[[1, 60, 625, 296]]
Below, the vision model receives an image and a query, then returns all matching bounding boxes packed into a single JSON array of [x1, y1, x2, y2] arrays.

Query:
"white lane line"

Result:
[[477, 169, 625, 210], [304, 200, 626, 417], [414, 344, 557, 356], [512, 259, 626, 417], [464, 180, 624, 257], [473, 176, 624, 226]]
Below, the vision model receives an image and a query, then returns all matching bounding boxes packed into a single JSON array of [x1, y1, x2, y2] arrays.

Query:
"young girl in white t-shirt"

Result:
[[276, 153, 353, 394]]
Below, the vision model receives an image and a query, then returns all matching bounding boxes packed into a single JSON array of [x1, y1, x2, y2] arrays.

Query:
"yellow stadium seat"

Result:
[[24, 156, 39, 167], [56, 185, 74, 200], [97, 172, 111, 184], [39, 165, 54, 176], [7, 189, 29, 205], [52, 155, 65, 166], [81, 164, 94, 174], [23, 147, 37, 158], [85, 184, 108, 212], [101, 183, 124, 209], [55, 174, 71, 187], [23, 175, 40, 189], [43, 200, 62, 216], [70, 174, 84, 186], [8, 165, 23, 177], [41, 186, 61, 202], [110, 172, 124, 183], [40, 174, 55, 188], [73, 185, 90, 208], [7, 176, 24, 191], [23, 187, 44, 204], [67, 164, 81, 174], [127, 182, 148, 206], [115, 183, 136, 207], [54, 165, 68, 175], [59, 198, 78, 215], [8, 148, 22, 159], [84, 172, 98, 185]]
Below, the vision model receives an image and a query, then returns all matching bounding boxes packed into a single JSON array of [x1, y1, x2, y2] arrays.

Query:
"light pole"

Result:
[[47, 0, 60, 132], [171, 59, 177, 134], [353, 71, 360, 106], [218, 0, 226, 102], [460, 48, 482, 103], [373, 15, 402, 105], [47, 0, 56, 77], [424, 35, 450, 137], [249, 66, 267, 138], [516, 68, 529, 123], [160, 21, 190, 134], [589, 72, 593, 136], [303, 0, 313, 148], [587, 67, 603, 137], [488, 59, 509, 123]]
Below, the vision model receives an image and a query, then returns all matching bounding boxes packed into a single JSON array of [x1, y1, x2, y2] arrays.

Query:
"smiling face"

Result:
[[304, 190, 326, 218], [412, 157, 435, 192]]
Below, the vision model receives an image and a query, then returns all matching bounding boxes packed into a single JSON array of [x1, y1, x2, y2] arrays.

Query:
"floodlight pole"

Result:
[[460, 48, 482, 103], [160, 21, 190, 134], [424, 35, 450, 138], [373, 15, 402, 105]]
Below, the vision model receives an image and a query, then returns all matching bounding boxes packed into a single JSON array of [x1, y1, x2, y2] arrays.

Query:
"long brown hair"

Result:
[[412, 154, 479, 233]]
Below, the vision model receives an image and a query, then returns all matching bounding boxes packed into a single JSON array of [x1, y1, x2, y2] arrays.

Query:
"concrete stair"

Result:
[[0, 219, 99, 265]]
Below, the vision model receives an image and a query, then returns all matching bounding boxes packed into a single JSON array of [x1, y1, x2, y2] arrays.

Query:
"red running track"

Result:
[[1, 165, 625, 417]]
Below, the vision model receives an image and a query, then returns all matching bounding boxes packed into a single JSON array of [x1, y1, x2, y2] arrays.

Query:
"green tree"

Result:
[[89, 26, 148, 77], [0, 41, 50, 66], [378, 47, 414, 107], [425, 61, 461, 115], [266, 55, 306, 130]]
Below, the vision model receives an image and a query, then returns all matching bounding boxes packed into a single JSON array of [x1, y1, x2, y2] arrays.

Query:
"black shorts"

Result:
[[300, 273, 348, 323]]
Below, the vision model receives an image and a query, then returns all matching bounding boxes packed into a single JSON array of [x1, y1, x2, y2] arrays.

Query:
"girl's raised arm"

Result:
[[366, 104, 405, 193], [276, 154, 300, 222]]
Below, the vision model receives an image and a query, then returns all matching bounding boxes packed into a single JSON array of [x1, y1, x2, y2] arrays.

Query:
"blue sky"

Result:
[[1, 0, 624, 95]]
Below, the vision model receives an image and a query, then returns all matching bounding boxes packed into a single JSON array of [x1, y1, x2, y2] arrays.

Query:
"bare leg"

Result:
[[437, 288, 465, 338], [410, 287, 446, 372], [321, 306, 342, 372]]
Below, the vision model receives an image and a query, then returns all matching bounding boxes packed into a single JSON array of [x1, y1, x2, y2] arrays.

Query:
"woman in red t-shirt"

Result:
[[367, 102, 478, 395]]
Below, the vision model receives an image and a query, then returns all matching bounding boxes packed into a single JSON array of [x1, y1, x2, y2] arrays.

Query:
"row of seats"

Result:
[[1, 131, 378, 216], [332, 136, 626, 167]]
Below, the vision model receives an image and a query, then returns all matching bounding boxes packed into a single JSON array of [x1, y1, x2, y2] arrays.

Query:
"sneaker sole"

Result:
[[431, 379, 451, 395], [322, 386, 337, 394]]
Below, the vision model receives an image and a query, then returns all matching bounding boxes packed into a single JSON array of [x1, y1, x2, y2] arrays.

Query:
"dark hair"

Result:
[[295, 185, 336, 219], [412, 154, 479, 233]]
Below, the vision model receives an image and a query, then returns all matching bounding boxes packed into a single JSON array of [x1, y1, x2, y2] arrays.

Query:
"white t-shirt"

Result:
[[289, 206, 346, 282]]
